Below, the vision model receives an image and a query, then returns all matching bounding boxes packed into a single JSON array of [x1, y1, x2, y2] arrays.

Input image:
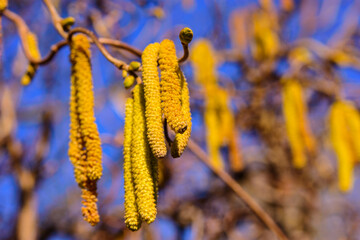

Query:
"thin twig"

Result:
[[68, 27, 130, 70], [178, 42, 189, 63], [42, 0, 67, 38], [99, 37, 142, 57], [187, 138, 289, 240]]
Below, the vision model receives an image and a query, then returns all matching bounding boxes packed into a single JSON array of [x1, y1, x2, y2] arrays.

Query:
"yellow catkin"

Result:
[[204, 86, 224, 170], [171, 70, 192, 158], [123, 98, 142, 231], [159, 39, 187, 134], [21, 32, 41, 86], [291, 81, 316, 154], [251, 10, 279, 60], [81, 182, 100, 226], [341, 102, 360, 160], [131, 84, 157, 224], [190, 39, 217, 86], [69, 34, 102, 182], [329, 101, 355, 191], [282, 80, 315, 168], [218, 89, 243, 172], [0, 0, 7, 11], [142, 43, 167, 158]]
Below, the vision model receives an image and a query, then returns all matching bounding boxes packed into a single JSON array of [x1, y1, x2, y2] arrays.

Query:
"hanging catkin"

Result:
[[69, 34, 102, 182], [131, 84, 158, 224], [123, 98, 142, 231], [81, 181, 100, 226], [171, 70, 191, 158], [159, 39, 187, 134], [68, 34, 102, 226], [21, 32, 41, 86], [329, 100, 360, 192], [142, 42, 167, 158], [0, 0, 7, 11], [282, 79, 315, 168]]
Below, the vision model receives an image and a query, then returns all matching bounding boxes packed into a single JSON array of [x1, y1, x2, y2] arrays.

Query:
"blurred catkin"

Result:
[[21, 32, 41, 86], [251, 10, 279, 60], [329, 101, 360, 191], [0, 0, 7, 11], [159, 39, 187, 134], [190, 39, 217, 86], [204, 86, 224, 170], [171, 70, 192, 158], [123, 98, 142, 231], [142, 42, 167, 158], [131, 84, 157, 224], [282, 79, 315, 168]]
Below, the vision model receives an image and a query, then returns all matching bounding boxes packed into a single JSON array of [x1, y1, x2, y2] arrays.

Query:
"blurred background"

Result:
[[1, 0, 360, 239]]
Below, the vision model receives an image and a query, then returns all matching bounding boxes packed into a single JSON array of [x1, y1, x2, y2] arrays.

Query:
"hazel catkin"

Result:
[[21, 32, 41, 86], [131, 84, 157, 224], [69, 34, 102, 182], [68, 34, 102, 226], [159, 39, 187, 134], [142, 42, 167, 158], [0, 0, 7, 11], [171, 70, 191, 158], [123, 98, 142, 231]]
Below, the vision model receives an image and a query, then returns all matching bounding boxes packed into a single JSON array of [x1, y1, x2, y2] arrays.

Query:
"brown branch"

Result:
[[42, 0, 67, 38], [178, 42, 189, 63], [99, 37, 142, 57], [2, 9, 68, 65], [68, 27, 130, 70], [187, 138, 289, 240]]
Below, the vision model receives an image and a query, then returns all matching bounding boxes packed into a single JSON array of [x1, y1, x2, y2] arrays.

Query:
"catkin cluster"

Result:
[[282, 79, 316, 168], [123, 39, 192, 230], [191, 39, 242, 171], [21, 32, 41, 86], [68, 34, 102, 226], [329, 100, 360, 192]]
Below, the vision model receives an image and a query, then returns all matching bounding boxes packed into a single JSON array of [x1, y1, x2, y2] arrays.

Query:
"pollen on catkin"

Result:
[[69, 34, 102, 182], [171, 70, 191, 158], [123, 98, 142, 231], [142, 42, 167, 158], [159, 39, 187, 134], [21, 32, 41, 86], [131, 84, 157, 224]]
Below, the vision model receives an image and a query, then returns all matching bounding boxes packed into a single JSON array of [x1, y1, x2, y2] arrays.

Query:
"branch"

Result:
[[99, 37, 142, 58], [187, 138, 289, 240], [42, 0, 67, 38], [68, 27, 130, 70]]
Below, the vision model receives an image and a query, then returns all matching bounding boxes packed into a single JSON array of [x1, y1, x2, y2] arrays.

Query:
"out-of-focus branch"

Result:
[[42, 0, 67, 38], [187, 138, 289, 240]]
